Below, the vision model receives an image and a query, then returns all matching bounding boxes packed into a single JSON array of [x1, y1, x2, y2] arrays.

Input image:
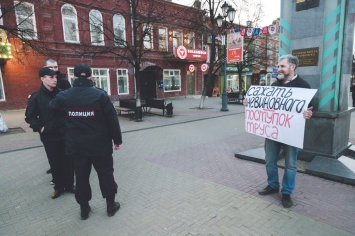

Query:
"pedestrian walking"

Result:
[[49, 64, 122, 220], [25, 67, 75, 199], [244, 54, 313, 208]]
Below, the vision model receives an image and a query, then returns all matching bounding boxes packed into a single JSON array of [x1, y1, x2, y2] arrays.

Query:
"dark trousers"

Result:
[[43, 140, 74, 190], [72, 155, 118, 205]]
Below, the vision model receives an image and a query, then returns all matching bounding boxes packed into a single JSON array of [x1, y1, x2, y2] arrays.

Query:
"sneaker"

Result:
[[50, 180, 54, 185], [282, 194, 292, 208], [46, 169, 52, 174], [258, 185, 279, 195]]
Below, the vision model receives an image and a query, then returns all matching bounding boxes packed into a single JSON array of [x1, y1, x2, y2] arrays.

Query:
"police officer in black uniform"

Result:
[[50, 64, 122, 220], [25, 67, 75, 199]]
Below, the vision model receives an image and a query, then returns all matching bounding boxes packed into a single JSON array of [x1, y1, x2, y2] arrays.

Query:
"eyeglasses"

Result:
[[47, 66, 58, 69]]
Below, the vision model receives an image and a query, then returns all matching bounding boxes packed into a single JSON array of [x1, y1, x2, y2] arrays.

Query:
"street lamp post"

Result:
[[217, 2, 236, 112]]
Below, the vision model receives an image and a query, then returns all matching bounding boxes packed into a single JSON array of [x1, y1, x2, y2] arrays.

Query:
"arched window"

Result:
[[143, 24, 153, 49], [14, 1, 37, 39], [61, 4, 79, 43], [89, 10, 104, 45], [113, 14, 126, 47]]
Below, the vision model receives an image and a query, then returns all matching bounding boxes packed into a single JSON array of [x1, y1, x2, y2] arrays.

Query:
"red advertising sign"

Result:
[[227, 33, 243, 63], [175, 46, 207, 61]]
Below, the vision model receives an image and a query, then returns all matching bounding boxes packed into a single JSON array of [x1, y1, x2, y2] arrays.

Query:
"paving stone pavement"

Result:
[[0, 97, 354, 236]]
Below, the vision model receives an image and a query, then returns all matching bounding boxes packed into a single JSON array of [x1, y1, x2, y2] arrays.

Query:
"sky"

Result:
[[172, 0, 281, 27]]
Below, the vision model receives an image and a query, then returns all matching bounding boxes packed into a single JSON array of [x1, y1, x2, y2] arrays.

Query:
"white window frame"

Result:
[[61, 4, 79, 43], [158, 28, 168, 51], [113, 14, 126, 47], [172, 30, 182, 49], [163, 69, 181, 92], [0, 69, 5, 101], [116, 69, 129, 95], [204, 45, 210, 63], [186, 32, 195, 49], [67, 67, 75, 85], [0, 5, 3, 26], [143, 24, 153, 49], [89, 10, 104, 46], [92, 68, 111, 95], [14, 1, 37, 39]]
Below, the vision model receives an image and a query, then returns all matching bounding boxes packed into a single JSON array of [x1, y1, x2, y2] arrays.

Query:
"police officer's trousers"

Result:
[[43, 140, 74, 190], [72, 155, 118, 205]]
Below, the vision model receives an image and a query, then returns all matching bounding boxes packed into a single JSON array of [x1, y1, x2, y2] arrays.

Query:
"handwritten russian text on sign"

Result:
[[245, 86, 317, 149]]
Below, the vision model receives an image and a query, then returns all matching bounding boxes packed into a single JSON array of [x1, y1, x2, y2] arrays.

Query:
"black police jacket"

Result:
[[25, 84, 65, 142], [49, 77, 122, 158]]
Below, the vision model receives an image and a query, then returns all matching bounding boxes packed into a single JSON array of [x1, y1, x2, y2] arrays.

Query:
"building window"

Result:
[[204, 45, 210, 63], [0, 69, 5, 101], [227, 75, 245, 92], [163, 70, 181, 92], [172, 31, 182, 49], [61, 4, 79, 43], [89, 10, 104, 45], [92, 68, 110, 95], [67, 67, 75, 85], [158, 28, 168, 51], [186, 32, 195, 48], [143, 24, 153, 49], [68, 67, 110, 94], [113, 13, 126, 47], [14, 1, 37, 39], [0, 5, 3, 26], [117, 69, 129, 94]]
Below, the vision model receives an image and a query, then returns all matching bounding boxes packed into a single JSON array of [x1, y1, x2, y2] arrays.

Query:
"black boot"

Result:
[[80, 203, 91, 220], [106, 196, 120, 217]]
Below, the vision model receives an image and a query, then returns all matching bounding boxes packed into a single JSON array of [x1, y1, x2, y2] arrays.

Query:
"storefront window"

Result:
[[163, 70, 181, 92], [227, 75, 245, 92], [117, 69, 129, 94]]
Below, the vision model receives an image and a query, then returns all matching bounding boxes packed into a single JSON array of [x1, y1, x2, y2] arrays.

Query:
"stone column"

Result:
[[280, 0, 355, 160]]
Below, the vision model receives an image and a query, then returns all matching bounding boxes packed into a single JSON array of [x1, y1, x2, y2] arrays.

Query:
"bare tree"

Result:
[[1, 0, 203, 119], [184, 0, 275, 108]]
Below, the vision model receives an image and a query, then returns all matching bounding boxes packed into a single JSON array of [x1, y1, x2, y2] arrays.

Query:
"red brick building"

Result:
[[0, 0, 208, 109], [252, 18, 280, 86]]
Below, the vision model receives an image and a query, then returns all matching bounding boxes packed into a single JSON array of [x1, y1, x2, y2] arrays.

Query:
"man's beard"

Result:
[[277, 74, 284, 80]]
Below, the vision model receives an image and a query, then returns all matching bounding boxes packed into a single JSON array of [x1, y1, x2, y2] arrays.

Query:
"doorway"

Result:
[[187, 71, 195, 95], [141, 66, 163, 99]]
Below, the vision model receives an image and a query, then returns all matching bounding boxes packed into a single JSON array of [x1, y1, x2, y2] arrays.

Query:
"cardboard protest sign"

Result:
[[245, 86, 317, 149]]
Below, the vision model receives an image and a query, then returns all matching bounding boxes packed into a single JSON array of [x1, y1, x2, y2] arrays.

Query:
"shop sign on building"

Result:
[[175, 46, 207, 60]]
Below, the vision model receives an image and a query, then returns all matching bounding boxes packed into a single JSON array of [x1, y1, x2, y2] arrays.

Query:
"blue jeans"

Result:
[[264, 139, 299, 195]]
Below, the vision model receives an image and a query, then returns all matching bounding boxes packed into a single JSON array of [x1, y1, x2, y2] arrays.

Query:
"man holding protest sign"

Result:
[[244, 54, 314, 208]]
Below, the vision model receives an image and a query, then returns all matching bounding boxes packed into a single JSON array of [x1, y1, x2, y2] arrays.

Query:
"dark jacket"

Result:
[[25, 84, 65, 142], [56, 72, 71, 90], [50, 77, 122, 158], [271, 74, 310, 89], [272, 74, 312, 107]]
